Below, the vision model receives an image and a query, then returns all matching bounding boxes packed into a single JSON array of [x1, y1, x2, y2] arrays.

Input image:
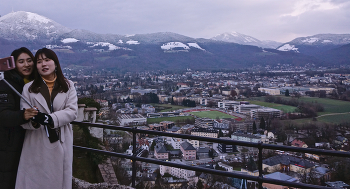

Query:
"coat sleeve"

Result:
[[50, 82, 78, 129], [20, 83, 40, 130], [0, 84, 27, 127]]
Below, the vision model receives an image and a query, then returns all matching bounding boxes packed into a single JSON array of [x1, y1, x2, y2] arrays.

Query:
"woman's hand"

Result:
[[23, 108, 38, 120]]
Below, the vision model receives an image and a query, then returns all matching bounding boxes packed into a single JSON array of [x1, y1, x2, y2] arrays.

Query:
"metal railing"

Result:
[[72, 121, 350, 189]]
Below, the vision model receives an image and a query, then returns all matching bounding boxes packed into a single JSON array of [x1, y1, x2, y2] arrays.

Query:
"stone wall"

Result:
[[72, 177, 133, 189]]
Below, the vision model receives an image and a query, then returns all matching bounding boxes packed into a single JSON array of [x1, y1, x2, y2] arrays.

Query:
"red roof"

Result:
[[291, 139, 306, 147]]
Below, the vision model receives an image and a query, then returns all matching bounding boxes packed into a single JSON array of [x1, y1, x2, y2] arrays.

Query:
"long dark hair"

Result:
[[10, 47, 35, 80], [29, 48, 69, 93]]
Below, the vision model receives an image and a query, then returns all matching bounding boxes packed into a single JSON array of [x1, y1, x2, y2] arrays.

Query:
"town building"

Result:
[[250, 108, 281, 119], [234, 104, 261, 114], [191, 127, 218, 138], [258, 87, 281, 95], [180, 141, 196, 160], [218, 100, 240, 109], [262, 172, 298, 189], [117, 114, 147, 126], [154, 144, 169, 160], [194, 118, 215, 128], [218, 137, 236, 153], [262, 155, 315, 173], [160, 159, 196, 181]]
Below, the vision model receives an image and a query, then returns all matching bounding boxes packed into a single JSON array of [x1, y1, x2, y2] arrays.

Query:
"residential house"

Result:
[[180, 141, 196, 160], [263, 155, 315, 174], [191, 127, 218, 138], [154, 144, 169, 160], [160, 159, 195, 181], [291, 139, 308, 148], [262, 172, 298, 189]]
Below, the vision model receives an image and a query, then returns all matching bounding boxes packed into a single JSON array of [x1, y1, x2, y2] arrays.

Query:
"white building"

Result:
[[170, 137, 199, 149], [131, 88, 157, 95], [160, 159, 196, 180], [117, 114, 147, 126], [258, 88, 281, 95], [191, 127, 218, 138], [218, 162, 233, 172], [234, 104, 261, 113], [218, 100, 240, 109], [250, 108, 281, 119]]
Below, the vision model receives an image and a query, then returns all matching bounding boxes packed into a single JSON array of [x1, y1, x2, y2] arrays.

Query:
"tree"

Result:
[[230, 90, 237, 97], [246, 156, 257, 171], [150, 140, 156, 151], [285, 89, 290, 96], [253, 121, 257, 134], [218, 129, 223, 138], [259, 117, 266, 130], [196, 179, 203, 189], [78, 97, 101, 112]]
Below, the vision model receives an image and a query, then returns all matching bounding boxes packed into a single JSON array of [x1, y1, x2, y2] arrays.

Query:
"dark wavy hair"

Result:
[[29, 48, 69, 93], [10, 47, 35, 80]]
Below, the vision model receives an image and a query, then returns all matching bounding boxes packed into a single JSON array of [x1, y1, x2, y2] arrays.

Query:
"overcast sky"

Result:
[[1, 0, 349, 42]]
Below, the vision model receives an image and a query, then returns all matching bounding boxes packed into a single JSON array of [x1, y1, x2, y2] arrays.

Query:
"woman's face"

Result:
[[36, 54, 56, 80], [15, 53, 34, 78]]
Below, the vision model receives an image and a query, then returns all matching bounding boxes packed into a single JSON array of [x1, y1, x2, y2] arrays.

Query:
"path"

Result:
[[316, 112, 350, 118]]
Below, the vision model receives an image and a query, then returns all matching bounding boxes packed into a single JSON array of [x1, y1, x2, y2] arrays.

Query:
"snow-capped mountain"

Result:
[[211, 31, 282, 49], [277, 34, 350, 55], [0, 11, 71, 42], [283, 34, 350, 46], [0, 11, 349, 71], [160, 42, 205, 52]]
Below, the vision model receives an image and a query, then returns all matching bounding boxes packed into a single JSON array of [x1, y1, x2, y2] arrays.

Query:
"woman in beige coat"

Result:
[[16, 48, 77, 189]]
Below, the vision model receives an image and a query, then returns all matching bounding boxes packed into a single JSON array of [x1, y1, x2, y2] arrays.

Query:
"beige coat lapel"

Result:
[[53, 92, 68, 112], [34, 93, 50, 113]]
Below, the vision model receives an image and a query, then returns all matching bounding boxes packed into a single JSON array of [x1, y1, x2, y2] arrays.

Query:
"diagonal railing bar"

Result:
[[72, 121, 350, 157], [73, 145, 329, 189], [72, 121, 349, 189]]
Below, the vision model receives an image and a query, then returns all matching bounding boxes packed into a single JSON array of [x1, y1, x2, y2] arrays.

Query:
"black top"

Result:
[[0, 70, 27, 189]]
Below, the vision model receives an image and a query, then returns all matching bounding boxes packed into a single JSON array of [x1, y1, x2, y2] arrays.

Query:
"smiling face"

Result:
[[15, 53, 34, 79], [36, 54, 56, 80]]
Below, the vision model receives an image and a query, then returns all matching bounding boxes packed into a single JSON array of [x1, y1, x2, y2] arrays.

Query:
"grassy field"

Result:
[[189, 110, 237, 119], [151, 103, 185, 112], [248, 100, 296, 113], [250, 96, 350, 124], [147, 116, 194, 124], [250, 96, 350, 114], [318, 113, 350, 123]]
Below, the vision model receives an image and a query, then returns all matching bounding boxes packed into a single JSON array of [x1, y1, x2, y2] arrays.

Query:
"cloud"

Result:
[[282, 0, 343, 17], [0, 0, 349, 43]]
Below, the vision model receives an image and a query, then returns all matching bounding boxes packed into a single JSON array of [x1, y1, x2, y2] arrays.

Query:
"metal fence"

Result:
[[72, 121, 350, 189]]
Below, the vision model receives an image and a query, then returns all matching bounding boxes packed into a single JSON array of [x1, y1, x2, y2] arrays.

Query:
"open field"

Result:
[[248, 100, 296, 113], [252, 96, 350, 114], [189, 110, 237, 119], [151, 103, 185, 112], [147, 116, 194, 124], [250, 96, 350, 124], [317, 113, 350, 124]]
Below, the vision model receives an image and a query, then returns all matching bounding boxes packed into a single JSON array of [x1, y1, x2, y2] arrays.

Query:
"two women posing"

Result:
[[0, 47, 77, 189]]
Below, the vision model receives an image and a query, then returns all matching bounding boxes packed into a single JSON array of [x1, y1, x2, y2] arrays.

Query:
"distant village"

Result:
[[69, 65, 350, 189]]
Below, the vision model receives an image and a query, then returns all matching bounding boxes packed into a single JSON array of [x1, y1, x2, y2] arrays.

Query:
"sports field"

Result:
[[189, 110, 238, 119]]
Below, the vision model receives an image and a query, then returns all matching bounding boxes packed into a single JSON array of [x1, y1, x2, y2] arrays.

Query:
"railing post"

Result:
[[132, 127, 137, 188], [258, 141, 263, 189]]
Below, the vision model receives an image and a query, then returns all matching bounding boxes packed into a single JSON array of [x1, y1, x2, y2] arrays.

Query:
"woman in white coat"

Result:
[[16, 48, 77, 189]]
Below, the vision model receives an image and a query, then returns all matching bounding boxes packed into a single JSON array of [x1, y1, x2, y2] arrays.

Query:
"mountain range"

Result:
[[0, 11, 349, 72]]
